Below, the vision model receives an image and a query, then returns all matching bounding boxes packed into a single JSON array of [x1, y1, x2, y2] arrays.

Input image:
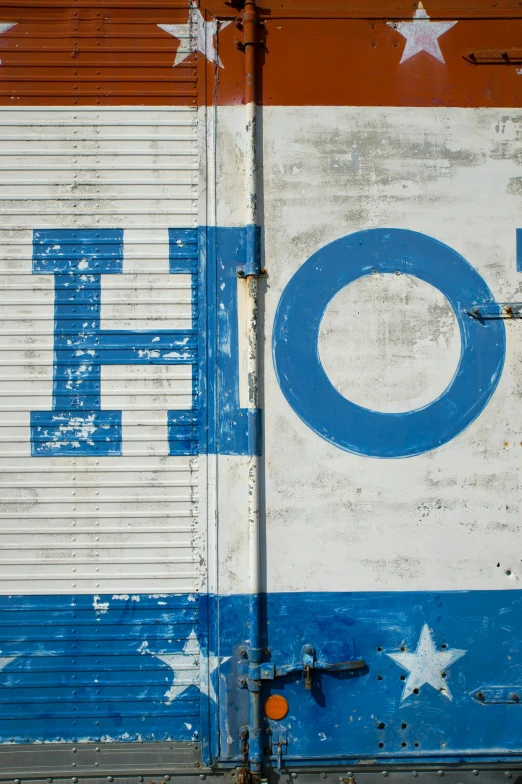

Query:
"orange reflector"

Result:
[[264, 694, 289, 721]]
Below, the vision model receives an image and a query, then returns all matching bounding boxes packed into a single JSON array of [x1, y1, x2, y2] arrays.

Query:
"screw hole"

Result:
[[377, 723, 386, 729], [378, 743, 384, 749], [377, 675, 383, 681], [402, 743, 407, 748], [414, 743, 419, 748], [413, 688, 419, 694], [377, 647, 382, 652], [400, 675, 406, 681]]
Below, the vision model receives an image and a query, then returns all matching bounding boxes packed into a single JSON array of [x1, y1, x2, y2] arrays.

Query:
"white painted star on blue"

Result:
[[158, 4, 231, 69], [151, 629, 230, 705], [387, 624, 466, 701], [388, 3, 457, 65]]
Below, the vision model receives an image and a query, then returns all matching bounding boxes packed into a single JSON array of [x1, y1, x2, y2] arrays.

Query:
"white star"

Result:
[[387, 624, 466, 701], [158, 5, 231, 69], [151, 629, 230, 704], [388, 3, 457, 64]]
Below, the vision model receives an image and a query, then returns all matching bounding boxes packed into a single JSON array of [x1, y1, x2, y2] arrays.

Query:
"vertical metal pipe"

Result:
[[242, 0, 263, 774]]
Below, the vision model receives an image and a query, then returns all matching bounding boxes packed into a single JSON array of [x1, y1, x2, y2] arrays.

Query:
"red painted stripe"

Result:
[[1, 2, 522, 107]]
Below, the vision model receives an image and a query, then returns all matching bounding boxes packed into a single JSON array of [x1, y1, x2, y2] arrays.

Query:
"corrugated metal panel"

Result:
[[0, 105, 201, 595], [0, 594, 202, 743], [0, 0, 197, 106]]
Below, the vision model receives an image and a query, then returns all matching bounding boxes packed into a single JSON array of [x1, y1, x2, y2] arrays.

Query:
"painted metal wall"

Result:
[[2, 0, 522, 775], [0, 0, 212, 744]]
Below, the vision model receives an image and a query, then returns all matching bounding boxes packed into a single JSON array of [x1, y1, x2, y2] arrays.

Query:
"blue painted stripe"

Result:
[[2, 590, 522, 764]]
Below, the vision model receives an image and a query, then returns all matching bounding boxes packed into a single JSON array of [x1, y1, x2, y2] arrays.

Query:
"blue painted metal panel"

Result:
[[4, 590, 522, 763], [214, 590, 522, 765], [0, 594, 202, 744]]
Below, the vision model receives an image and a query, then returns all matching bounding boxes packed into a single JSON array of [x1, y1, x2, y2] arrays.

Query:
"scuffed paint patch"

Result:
[[93, 595, 109, 614]]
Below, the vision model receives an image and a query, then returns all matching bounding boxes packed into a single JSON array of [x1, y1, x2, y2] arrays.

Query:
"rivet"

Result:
[[15, 780, 21, 784], [412, 774, 418, 778], [321, 774, 327, 779], [382, 773, 389, 778], [505, 774, 512, 779], [108, 777, 114, 782], [199, 777, 206, 781], [292, 774, 298, 779], [472, 773, 479, 777], [165, 777, 171, 781], [72, 779, 78, 783], [438, 773, 445, 778], [48, 779, 53, 783], [72, 747, 77, 752]]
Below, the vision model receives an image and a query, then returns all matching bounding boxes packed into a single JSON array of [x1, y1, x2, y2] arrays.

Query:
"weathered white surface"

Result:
[[213, 105, 522, 594], [0, 107, 202, 594]]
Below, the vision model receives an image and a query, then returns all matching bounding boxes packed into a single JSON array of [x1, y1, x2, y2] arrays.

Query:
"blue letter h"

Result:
[[31, 229, 199, 457]]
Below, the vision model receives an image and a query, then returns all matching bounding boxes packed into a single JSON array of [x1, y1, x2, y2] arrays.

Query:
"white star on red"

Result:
[[158, 5, 231, 69], [388, 3, 457, 65]]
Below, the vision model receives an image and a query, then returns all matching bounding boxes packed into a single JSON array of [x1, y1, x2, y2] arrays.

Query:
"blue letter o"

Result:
[[272, 229, 506, 458]]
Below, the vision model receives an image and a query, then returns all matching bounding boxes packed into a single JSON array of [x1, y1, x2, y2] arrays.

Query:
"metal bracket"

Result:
[[238, 643, 365, 691], [467, 302, 522, 319], [471, 686, 522, 703]]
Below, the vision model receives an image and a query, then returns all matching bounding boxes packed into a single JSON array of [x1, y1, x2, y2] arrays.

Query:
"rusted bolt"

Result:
[[511, 693, 519, 701], [303, 645, 313, 654], [395, 270, 401, 276], [263, 648, 270, 655], [477, 691, 485, 701], [260, 267, 267, 276], [371, 40, 376, 46], [238, 677, 246, 686], [239, 646, 248, 658], [505, 306, 513, 314]]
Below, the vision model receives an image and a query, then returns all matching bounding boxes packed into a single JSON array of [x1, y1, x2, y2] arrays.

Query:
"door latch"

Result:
[[238, 643, 365, 691]]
